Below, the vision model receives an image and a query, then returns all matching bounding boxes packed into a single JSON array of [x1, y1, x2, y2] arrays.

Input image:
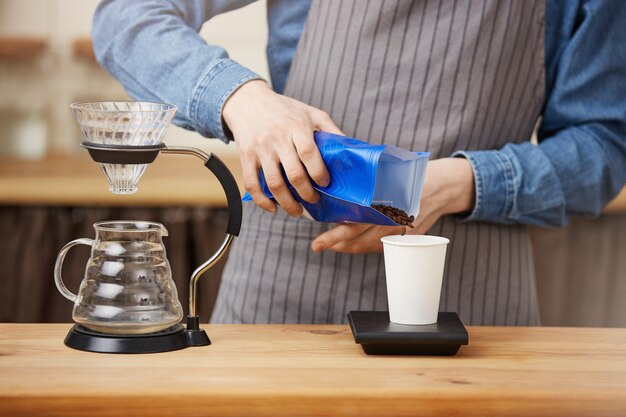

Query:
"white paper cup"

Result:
[[380, 235, 450, 325]]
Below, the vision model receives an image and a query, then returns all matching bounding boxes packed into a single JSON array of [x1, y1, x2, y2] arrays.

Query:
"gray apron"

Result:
[[213, 0, 545, 326]]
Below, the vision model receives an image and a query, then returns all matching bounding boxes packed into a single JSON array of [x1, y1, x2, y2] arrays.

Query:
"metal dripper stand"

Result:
[[69, 101, 242, 353]]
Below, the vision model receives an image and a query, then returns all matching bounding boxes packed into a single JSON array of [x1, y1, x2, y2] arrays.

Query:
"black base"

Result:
[[347, 311, 468, 356], [64, 323, 210, 354]]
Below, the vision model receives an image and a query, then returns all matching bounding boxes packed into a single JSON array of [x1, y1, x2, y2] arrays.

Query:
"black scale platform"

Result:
[[347, 311, 468, 355]]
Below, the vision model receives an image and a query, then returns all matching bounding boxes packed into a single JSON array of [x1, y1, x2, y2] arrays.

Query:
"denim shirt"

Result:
[[92, 0, 626, 227]]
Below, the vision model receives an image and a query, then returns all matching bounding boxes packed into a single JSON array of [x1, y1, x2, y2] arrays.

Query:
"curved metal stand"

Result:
[[80, 142, 242, 337], [161, 146, 236, 327]]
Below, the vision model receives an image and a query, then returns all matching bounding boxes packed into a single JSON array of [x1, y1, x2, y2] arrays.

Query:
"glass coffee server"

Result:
[[54, 101, 242, 353]]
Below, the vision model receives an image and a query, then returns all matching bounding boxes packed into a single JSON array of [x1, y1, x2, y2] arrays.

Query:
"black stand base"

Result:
[[347, 311, 468, 356], [64, 323, 210, 354]]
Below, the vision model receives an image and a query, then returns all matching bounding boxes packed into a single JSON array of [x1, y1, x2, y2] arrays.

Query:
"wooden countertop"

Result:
[[1, 154, 625, 211], [0, 324, 625, 416]]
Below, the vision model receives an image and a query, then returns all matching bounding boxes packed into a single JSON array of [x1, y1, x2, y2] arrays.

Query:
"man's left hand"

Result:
[[311, 157, 475, 254]]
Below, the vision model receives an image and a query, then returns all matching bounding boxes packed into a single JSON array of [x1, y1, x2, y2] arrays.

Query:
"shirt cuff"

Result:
[[190, 58, 264, 142], [452, 150, 516, 222]]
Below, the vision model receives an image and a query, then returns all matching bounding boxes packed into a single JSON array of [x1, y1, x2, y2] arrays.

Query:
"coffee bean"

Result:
[[371, 204, 415, 227]]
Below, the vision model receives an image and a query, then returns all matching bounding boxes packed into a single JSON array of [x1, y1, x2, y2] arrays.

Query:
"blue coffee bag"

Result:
[[242, 131, 429, 226]]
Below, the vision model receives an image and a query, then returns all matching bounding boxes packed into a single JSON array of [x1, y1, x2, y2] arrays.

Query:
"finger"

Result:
[[241, 153, 276, 213], [311, 223, 370, 252], [327, 225, 402, 254], [259, 154, 303, 217], [310, 108, 344, 136], [277, 142, 319, 204], [292, 130, 331, 188], [323, 240, 360, 254]]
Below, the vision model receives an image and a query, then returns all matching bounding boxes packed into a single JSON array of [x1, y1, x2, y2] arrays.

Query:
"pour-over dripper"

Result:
[[71, 101, 177, 194], [62, 101, 243, 352]]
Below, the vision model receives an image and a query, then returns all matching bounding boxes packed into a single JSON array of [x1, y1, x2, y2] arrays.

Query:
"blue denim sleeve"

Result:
[[92, 0, 264, 142], [454, 0, 626, 227]]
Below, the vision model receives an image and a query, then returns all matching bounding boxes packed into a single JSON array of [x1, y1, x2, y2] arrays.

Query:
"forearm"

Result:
[[454, 123, 626, 227], [92, 0, 262, 141]]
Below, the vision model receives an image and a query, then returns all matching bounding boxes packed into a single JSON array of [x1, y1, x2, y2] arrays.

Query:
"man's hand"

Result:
[[311, 223, 405, 253], [223, 80, 343, 217], [311, 157, 475, 254]]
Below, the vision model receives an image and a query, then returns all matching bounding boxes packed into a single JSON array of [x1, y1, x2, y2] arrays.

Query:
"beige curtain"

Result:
[[531, 214, 626, 327], [1, 207, 624, 327], [0, 206, 228, 323]]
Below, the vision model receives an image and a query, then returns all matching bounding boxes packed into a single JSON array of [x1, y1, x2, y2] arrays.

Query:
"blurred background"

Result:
[[0, 0, 624, 327]]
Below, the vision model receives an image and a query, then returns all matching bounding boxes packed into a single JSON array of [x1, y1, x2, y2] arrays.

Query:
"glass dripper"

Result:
[[70, 101, 177, 194]]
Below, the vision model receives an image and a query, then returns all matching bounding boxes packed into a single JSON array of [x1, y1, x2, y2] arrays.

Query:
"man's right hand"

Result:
[[222, 80, 343, 217]]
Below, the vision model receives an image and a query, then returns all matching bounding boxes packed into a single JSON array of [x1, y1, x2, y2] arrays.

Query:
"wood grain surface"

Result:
[[0, 324, 625, 417]]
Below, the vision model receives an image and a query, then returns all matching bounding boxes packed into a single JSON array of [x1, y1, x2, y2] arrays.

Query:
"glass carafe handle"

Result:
[[54, 238, 94, 302]]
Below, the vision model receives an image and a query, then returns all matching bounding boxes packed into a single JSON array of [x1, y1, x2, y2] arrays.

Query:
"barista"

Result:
[[92, 0, 626, 325]]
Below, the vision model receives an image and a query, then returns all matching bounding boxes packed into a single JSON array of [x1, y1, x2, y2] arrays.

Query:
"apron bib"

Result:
[[214, 0, 545, 325]]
